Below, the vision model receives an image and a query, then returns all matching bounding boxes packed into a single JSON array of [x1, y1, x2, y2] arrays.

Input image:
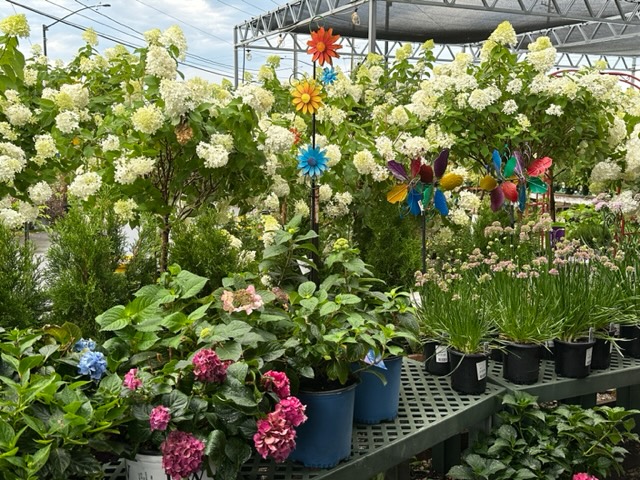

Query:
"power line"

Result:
[[132, 0, 232, 46], [215, 0, 254, 16]]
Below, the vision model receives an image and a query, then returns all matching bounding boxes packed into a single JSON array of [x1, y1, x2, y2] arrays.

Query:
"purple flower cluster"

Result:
[[192, 348, 228, 383], [149, 405, 171, 431], [123, 368, 142, 390], [161, 431, 205, 480], [261, 370, 290, 398], [253, 370, 307, 463]]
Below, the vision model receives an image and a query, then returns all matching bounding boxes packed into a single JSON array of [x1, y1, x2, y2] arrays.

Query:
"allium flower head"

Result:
[[275, 396, 307, 427], [123, 368, 142, 390], [161, 431, 205, 479], [262, 370, 291, 398], [253, 411, 297, 463], [297, 145, 328, 177], [78, 351, 107, 381], [192, 348, 228, 383], [149, 405, 171, 431], [307, 27, 342, 66]]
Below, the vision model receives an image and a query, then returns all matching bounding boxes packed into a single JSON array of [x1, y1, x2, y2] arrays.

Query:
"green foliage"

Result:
[[122, 214, 161, 291], [170, 209, 250, 287], [448, 391, 639, 480], [0, 224, 44, 328], [0, 326, 126, 480], [44, 204, 128, 340], [354, 198, 422, 287], [558, 205, 613, 248]]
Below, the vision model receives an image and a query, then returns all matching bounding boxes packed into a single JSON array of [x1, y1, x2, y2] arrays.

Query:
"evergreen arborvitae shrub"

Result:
[[45, 205, 128, 339], [0, 224, 44, 328]]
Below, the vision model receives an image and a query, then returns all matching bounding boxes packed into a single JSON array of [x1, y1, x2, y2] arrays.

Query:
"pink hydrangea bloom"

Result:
[[192, 348, 228, 383], [221, 285, 264, 314], [149, 405, 171, 431], [573, 474, 598, 480], [253, 411, 297, 463], [262, 370, 291, 398], [123, 368, 142, 390], [161, 431, 205, 480], [275, 396, 307, 427]]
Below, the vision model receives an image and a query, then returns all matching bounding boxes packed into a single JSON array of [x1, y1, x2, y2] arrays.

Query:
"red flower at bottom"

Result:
[[161, 431, 205, 480], [253, 411, 297, 463]]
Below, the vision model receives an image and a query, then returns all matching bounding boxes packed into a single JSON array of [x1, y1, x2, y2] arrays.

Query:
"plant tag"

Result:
[[545, 339, 554, 348], [585, 347, 593, 367], [410, 291, 422, 307], [588, 327, 594, 343], [613, 323, 621, 336], [364, 349, 386, 369], [435, 345, 448, 363], [418, 200, 424, 212], [476, 360, 487, 381], [610, 341, 613, 353]]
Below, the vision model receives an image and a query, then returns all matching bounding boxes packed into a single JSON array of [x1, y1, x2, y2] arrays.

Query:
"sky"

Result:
[[0, 0, 291, 83]]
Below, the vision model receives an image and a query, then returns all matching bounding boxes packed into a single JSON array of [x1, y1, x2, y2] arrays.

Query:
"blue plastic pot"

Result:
[[354, 356, 403, 424], [289, 381, 357, 468]]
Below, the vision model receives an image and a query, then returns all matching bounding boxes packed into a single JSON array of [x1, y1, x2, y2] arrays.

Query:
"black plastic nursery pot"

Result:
[[541, 340, 555, 361], [619, 325, 640, 359], [554, 338, 596, 379], [449, 350, 488, 395], [423, 340, 450, 376], [502, 342, 541, 385], [591, 332, 614, 370]]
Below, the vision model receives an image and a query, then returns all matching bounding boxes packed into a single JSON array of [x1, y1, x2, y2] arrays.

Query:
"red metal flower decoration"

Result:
[[307, 27, 342, 66]]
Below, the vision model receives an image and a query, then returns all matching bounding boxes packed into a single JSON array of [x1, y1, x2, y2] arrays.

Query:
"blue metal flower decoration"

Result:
[[297, 145, 328, 177], [320, 67, 337, 85]]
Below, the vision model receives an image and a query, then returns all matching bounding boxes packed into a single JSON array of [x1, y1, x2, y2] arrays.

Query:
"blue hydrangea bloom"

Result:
[[320, 67, 337, 85], [297, 145, 328, 177], [74, 338, 96, 352], [78, 351, 107, 381]]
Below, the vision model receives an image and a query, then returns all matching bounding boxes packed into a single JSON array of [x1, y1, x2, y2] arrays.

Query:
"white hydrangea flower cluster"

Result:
[[159, 78, 216, 119], [271, 174, 290, 197], [0, 207, 23, 229], [407, 89, 438, 121], [318, 184, 333, 202], [68, 167, 102, 201], [101, 135, 120, 152], [545, 104, 563, 116], [0, 122, 16, 141], [526, 37, 557, 73], [235, 84, 275, 116], [623, 125, 640, 181], [316, 105, 347, 125], [467, 86, 501, 111], [375, 136, 395, 162], [159, 25, 188, 60], [488, 21, 517, 46], [113, 198, 138, 222], [458, 190, 482, 213], [294, 199, 310, 218], [388, 106, 410, 126], [263, 125, 295, 154], [33, 134, 57, 165], [326, 69, 362, 102], [589, 160, 622, 187], [449, 208, 470, 226], [261, 214, 281, 247], [395, 43, 413, 62], [196, 134, 234, 169], [55, 84, 90, 111], [502, 99, 518, 115], [131, 104, 164, 135], [506, 78, 523, 95], [114, 155, 155, 184], [145, 45, 177, 79], [325, 191, 352, 218], [55, 111, 80, 134], [28, 181, 53, 204], [257, 65, 275, 82], [3, 102, 32, 126], [264, 193, 280, 211], [353, 150, 377, 175], [0, 142, 26, 183], [323, 144, 342, 167], [608, 117, 627, 148]]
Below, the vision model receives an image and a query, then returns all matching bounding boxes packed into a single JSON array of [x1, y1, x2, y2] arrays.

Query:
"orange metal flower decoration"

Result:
[[307, 27, 342, 66], [291, 80, 323, 115]]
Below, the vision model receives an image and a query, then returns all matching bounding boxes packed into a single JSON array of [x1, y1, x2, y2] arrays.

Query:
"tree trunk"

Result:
[[160, 214, 170, 272]]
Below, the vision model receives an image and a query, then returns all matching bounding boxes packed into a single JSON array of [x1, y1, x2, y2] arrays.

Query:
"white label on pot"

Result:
[[585, 347, 593, 367], [610, 341, 613, 353], [476, 360, 487, 381], [545, 340, 554, 348], [436, 346, 448, 363], [613, 323, 621, 336]]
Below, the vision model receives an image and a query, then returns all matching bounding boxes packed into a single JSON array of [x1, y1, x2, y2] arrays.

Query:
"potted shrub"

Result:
[[97, 267, 305, 479], [258, 222, 412, 466], [488, 271, 562, 384]]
